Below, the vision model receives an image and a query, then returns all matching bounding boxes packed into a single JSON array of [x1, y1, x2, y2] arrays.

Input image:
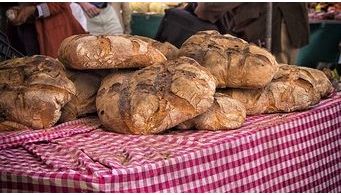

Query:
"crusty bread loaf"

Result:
[[219, 88, 267, 115], [0, 55, 76, 129], [177, 93, 246, 130], [273, 64, 333, 100], [130, 35, 179, 60], [59, 70, 103, 122], [221, 65, 333, 115], [221, 82, 316, 115], [179, 30, 278, 89], [96, 57, 216, 134], [58, 35, 167, 70]]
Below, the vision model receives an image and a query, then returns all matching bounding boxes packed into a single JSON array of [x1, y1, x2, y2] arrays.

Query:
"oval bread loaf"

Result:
[[221, 65, 333, 115], [96, 57, 216, 134], [58, 35, 167, 70], [179, 30, 279, 89], [274, 64, 333, 99], [219, 88, 268, 115], [0, 55, 76, 129], [177, 93, 246, 130]]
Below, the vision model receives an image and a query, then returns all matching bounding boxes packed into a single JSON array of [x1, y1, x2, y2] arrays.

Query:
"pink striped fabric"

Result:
[[0, 93, 340, 192]]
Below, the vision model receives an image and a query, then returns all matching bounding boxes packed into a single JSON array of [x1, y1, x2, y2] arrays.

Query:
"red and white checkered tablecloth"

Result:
[[1, 92, 340, 192]]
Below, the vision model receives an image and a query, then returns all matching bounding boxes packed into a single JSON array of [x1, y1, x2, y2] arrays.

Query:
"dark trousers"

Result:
[[7, 22, 40, 56]]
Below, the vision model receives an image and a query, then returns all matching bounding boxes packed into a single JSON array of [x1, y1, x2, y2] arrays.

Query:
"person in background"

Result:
[[79, 2, 123, 35], [111, 2, 132, 34], [6, 3, 85, 58], [194, 2, 309, 65], [0, 4, 14, 33], [70, 2, 88, 32]]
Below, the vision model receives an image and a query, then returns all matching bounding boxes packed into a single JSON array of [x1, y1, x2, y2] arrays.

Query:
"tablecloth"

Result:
[[1, 92, 341, 192]]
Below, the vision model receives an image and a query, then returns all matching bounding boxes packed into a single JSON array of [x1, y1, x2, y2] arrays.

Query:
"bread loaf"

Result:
[[219, 88, 267, 115], [179, 30, 278, 89], [221, 65, 333, 115], [0, 55, 76, 129], [59, 70, 103, 122], [177, 93, 246, 130], [58, 35, 167, 70], [96, 57, 216, 134], [273, 64, 333, 100], [131, 35, 179, 60]]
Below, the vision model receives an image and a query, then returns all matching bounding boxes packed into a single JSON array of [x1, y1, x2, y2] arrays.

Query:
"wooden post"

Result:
[[265, 2, 273, 51]]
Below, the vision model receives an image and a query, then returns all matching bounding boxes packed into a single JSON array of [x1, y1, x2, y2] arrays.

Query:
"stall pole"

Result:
[[265, 2, 273, 51]]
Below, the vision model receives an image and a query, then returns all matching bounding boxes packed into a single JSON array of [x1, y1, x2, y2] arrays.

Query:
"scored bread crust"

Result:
[[0, 55, 76, 129], [179, 30, 279, 89], [177, 93, 246, 130], [58, 35, 167, 70], [96, 57, 216, 134], [220, 65, 333, 115], [129, 35, 179, 60]]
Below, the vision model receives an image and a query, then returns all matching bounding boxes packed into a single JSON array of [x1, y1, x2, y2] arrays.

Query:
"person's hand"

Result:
[[79, 2, 101, 18], [6, 6, 20, 22], [11, 5, 36, 26]]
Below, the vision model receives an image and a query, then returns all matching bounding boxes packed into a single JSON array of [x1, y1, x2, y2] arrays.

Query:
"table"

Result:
[[1, 92, 341, 192]]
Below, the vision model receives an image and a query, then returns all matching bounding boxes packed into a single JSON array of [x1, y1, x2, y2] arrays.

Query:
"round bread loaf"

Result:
[[179, 30, 279, 89], [0, 55, 76, 129], [58, 35, 167, 70], [96, 57, 216, 134], [177, 93, 246, 130]]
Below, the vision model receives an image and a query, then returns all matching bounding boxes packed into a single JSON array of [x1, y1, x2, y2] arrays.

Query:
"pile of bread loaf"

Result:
[[0, 30, 333, 134]]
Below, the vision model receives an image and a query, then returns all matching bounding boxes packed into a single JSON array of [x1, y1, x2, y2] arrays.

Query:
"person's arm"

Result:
[[78, 2, 101, 18], [11, 2, 70, 26], [35, 3, 70, 18], [194, 2, 241, 23], [10, 5, 35, 26]]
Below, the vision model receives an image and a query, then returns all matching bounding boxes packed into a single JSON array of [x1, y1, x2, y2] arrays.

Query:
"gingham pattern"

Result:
[[0, 117, 101, 150], [1, 93, 340, 192]]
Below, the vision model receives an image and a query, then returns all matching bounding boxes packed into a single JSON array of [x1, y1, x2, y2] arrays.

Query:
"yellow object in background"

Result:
[[130, 2, 181, 14], [149, 2, 169, 14], [130, 2, 150, 13]]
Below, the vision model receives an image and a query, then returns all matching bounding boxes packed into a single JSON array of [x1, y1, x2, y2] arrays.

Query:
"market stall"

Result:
[[1, 92, 340, 192], [296, 2, 341, 67], [0, 4, 340, 192], [130, 2, 181, 38]]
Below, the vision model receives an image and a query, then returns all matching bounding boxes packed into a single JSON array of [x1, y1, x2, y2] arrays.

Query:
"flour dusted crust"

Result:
[[179, 30, 279, 89], [58, 35, 167, 70], [96, 57, 216, 134], [0, 55, 76, 129]]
